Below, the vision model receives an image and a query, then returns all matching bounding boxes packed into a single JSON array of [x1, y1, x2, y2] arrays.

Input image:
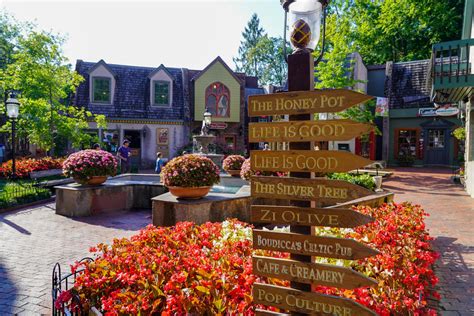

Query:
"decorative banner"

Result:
[[375, 97, 389, 117], [250, 176, 373, 204], [251, 205, 374, 228], [156, 128, 169, 145], [253, 256, 377, 289], [248, 90, 373, 117], [253, 283, 377, 316], [249, 119, 373, 143], [253, 230, 380, 260], [250, 150, 373, 173]]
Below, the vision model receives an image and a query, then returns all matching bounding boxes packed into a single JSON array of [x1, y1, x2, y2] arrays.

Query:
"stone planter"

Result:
[[226, 169, 241, 177], [167, 186, 212, 199], [74, 176, 107, 186]]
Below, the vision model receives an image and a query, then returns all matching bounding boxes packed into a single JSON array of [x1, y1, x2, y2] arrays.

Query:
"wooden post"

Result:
[[287, 51, 314, 305]]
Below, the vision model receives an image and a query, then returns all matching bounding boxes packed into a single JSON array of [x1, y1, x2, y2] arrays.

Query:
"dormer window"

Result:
[[92, 77, 112, 104], [153, 80, 170, 106]]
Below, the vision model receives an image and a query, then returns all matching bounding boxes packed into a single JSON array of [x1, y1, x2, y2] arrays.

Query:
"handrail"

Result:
[[433, 38, 474, 50]]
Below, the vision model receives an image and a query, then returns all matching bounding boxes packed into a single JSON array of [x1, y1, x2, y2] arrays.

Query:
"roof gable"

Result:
[[148, 64, 174, 81], [87, 59, 117, 77], [192, 56, 242, 85]]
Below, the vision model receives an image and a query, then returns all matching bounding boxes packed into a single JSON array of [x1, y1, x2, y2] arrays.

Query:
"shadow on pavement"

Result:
[[0, 260, 17, 314], [70, 209, 151, 231]]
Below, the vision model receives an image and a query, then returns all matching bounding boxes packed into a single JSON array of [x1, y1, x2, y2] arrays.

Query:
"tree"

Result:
[[0, 15, 106, 154], [234, 14, 265, 78]]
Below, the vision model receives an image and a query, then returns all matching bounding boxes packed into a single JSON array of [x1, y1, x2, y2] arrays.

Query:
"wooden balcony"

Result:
[[429, 38, 474, 103]]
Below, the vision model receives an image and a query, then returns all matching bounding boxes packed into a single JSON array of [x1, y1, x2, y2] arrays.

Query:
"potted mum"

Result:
[[161, 154, 220, 199], [222, 155, 245, 177], [63, 150, 117, 186]]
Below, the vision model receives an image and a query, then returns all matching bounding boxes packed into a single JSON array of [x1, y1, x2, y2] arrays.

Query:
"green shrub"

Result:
[[0, 180, 51, 209], [327, 172, 375, 190]]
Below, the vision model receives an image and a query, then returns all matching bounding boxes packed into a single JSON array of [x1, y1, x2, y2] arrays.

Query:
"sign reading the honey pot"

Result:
[[248, 88, 381, 315]]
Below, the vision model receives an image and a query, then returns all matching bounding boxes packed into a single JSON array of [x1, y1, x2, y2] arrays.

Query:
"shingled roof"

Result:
[[385, 60, 433, 109], [74, 60, 185, 121]]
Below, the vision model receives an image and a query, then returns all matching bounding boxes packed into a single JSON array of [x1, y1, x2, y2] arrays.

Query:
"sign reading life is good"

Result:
[[250, 176, 373, 204], [249, 119, 372, 143], [250, 150, 373, 173], [248, 89, 373, 117], [253, 283, 377, 316]]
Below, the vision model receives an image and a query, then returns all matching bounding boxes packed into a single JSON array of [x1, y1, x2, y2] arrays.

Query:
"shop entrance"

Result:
[[421, 119, 454, 166], [123, 130, 141, 169]]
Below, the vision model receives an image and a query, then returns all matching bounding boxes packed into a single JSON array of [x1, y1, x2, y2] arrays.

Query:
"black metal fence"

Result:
[[0, 181, 51, 209], [52, 258, 94, 316]]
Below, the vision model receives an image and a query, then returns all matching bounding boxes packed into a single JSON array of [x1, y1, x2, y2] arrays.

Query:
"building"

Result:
[[74, 57, 260, 168], [428, 0, 474, 194]]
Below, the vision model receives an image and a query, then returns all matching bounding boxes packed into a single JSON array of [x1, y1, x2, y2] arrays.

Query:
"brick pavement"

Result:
[[0, 204, 150, 315], [384, 168, 474, 315]]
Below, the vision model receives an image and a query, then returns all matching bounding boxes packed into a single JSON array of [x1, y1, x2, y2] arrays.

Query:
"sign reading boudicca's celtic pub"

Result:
[[248, 88, 382, 315]]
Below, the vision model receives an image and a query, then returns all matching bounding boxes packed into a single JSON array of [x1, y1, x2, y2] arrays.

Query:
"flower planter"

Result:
[[226, 169, 241, 177], [167, 186, 212, 199], [74, 176, 107, 186]]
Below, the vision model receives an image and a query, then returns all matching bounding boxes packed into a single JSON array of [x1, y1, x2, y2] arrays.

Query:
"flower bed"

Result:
[[161, 154, 220, 187], [0, 157, 64, 179], [62, 150, 117, 182], [327, 172, 376, 190], [61, 202, 438, 315]]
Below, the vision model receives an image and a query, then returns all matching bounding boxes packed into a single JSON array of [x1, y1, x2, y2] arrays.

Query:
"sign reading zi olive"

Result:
[[253, 256, 377, 290], [253, 230, 380, 260], [248, 89, 373, 117], [249, 119, 373, 143], [253, 283, 377, 316], [251, 205, 374, 228], [251, 176, 373, 204], [250, 150, 373, 173]]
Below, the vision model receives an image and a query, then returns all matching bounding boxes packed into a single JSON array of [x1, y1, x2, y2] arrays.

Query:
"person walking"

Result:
[[0, 144, 5, 163], [155, 152, 164, 174], [117, 140, 131, 174], [92, 143, 101, 150]]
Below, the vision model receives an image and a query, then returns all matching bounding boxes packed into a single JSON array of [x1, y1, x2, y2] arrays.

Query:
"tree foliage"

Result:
[[0, 13, 106, 153]]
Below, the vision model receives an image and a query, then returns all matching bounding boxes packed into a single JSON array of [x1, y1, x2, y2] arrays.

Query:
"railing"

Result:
[[0, 181, 51, 209], [431, 38, 474, 86], [52, 257, 94, 316]]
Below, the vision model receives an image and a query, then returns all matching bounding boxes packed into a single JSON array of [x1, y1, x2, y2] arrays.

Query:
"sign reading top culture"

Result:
[[248, 90, 374, 116]]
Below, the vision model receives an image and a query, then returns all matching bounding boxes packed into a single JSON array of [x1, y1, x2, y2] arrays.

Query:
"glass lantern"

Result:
[[6, 96, 20, 119], [287, 0, 323, 51], [203, 109, 212, 126]]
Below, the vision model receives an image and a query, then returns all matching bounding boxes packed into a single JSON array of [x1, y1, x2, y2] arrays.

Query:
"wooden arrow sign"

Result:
[[251, 205, 374, 228], [253, 256, 377, 289], [255, 310, 289, 316], [251, 150, 373, 173], [248, 89, 373, 117], [251, 176, 373, 204], [326, 192, 395, 209], [253, 230, 379, 260], [253, 283, 377, 316], [249, 119, 373, 143]]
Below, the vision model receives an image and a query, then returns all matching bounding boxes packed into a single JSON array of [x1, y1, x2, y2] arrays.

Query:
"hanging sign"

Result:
[[209, 122, 228, 129], [253, 283, 377, 316], [250, 176, 373, 204], [253, 230, 380, 260], [249, 119, 373, 143], [248, 90, 373, 117], [375, 97, 389, 117], [251, 205, 374, 228], [253, 256, 377, 289], [435, 107, 459, 116], [250, 150, 373, 173]]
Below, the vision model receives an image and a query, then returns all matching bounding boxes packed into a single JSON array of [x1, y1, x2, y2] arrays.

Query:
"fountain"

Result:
[[192, 109, 224, 169]]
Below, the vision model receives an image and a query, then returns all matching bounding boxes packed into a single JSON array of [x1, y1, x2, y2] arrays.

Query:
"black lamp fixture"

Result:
[[281, 0, 329, 65], [5, 91, 20, 179]]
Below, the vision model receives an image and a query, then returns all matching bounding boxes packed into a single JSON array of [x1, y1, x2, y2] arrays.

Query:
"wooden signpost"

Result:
[[249, 119, 373, 143], [251, 205, 374, 228], [250, 176, 373, 204], [248, 89, 373, 117], [251, 150, 373, 173], [253, 283, 377, 316]]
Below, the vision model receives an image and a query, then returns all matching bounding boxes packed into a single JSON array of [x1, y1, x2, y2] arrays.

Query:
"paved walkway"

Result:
[[0, 204, 150, 315], [384, 168, 474, 315]]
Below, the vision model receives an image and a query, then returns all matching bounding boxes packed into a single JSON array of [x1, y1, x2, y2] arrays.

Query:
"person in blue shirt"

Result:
[[117, 140, 131, 174], [155, 152, 164, 174]]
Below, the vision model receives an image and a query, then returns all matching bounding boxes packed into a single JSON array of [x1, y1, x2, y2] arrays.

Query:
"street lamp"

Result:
[[281, 0, 329, 65], [6, 93, 20, 179], [201, 108, 212, 136]]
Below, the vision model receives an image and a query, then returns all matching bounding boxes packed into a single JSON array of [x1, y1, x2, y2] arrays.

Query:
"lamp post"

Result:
[[6, 92, 20, 179], [281, 0, 329, 303], [201, 108, 212, 136]]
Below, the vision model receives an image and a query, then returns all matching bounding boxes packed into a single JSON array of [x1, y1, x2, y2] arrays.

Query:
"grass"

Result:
[[0, 179, 52, 209]]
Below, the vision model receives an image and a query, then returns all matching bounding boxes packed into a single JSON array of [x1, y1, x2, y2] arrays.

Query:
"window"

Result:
[[206, 82, 230, 117], [395, 129, 419, 158], [427, 130, 445, 149], [153, 81, 170, 106], [92, 77, 111, 103]]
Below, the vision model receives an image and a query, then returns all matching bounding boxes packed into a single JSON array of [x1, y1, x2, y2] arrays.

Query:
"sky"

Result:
[[1, 0, 284, 70]]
